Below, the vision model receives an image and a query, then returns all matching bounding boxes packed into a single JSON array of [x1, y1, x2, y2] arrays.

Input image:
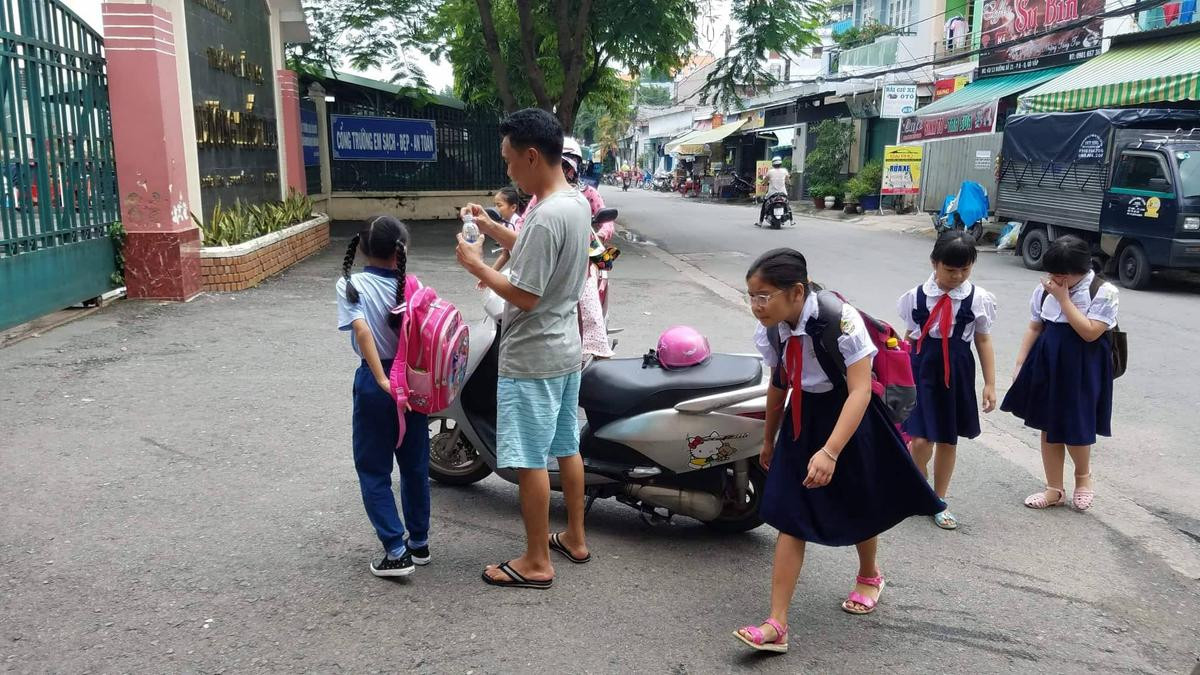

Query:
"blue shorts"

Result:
[[497, 372, 581, 470]]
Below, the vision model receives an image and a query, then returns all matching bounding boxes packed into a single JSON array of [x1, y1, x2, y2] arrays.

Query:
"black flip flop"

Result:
[[481, 561, 554, 590], [549, 532, 592, 564]]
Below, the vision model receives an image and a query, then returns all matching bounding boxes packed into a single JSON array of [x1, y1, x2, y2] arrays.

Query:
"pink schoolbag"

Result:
[[388, 276, 470, 434], [766, 285, 916, 425]]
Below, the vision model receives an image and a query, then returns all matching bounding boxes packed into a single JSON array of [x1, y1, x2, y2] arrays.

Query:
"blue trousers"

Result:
[[352, 362, 430, 555]]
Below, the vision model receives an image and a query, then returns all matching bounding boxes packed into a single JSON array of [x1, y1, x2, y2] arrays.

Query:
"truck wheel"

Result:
[[1021, 227, 1048, 270], [1118, 244, 1153, 290]]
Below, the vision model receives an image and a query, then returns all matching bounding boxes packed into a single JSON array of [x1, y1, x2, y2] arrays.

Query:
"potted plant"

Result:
[[805, 120, 853, 211], [809, 181, 833, 208], [848, 160, 884, 212]]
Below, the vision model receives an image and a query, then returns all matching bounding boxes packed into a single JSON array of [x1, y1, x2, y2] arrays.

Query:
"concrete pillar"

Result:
[[102, 3, 201, 301], [277, 70, 305, 196], [308, 83, 332, 198]]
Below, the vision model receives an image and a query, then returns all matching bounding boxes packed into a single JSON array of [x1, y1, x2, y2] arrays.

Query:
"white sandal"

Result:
[[1024, 486, 1066, 509], [1073, 474, 1094, 511]]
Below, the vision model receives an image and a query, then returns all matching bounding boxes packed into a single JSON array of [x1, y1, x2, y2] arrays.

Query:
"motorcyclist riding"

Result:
[[759, 157, 791, 223]]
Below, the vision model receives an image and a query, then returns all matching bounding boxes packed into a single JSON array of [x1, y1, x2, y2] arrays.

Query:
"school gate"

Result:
[[0, 0, 118, 332]]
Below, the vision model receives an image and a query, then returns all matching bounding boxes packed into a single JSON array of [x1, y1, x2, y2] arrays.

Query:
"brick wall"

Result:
[[200, 217, 330, 292]]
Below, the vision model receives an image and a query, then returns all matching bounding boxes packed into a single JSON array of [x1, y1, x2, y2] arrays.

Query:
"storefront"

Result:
[[1017, 28, 1200, 113], [901, 66, 1078, 210]]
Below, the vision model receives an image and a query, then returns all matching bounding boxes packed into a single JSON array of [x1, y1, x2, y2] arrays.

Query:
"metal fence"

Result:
[[313, 76, 507, 193], [0, 0, 118, 330]]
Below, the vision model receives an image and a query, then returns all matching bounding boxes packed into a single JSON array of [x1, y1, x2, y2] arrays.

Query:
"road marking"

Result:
[[639, 241, 746, 309]]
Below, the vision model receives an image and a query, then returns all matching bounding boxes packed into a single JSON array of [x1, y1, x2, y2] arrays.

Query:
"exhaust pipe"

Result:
[[624, 485, 724, 522]]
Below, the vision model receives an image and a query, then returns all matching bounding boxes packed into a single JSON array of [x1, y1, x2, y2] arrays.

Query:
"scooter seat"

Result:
[[579, 354, 762, 420]]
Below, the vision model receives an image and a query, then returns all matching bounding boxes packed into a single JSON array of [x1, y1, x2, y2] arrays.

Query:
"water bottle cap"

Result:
[[886, 337, 899, 348]]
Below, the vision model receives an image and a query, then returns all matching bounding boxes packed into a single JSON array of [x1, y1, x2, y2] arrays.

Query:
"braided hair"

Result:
[[340, 215, 411, 329]]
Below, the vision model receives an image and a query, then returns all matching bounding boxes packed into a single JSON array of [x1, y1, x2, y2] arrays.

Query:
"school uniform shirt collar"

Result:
[[1069, 270, 1096, 294], [775, 289, 820, 341], [364, 266, 398, 278], [922, 273, 973, 300]]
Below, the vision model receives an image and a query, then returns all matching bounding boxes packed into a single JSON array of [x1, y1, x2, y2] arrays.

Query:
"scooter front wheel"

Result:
[[429, 418, 493, 486]]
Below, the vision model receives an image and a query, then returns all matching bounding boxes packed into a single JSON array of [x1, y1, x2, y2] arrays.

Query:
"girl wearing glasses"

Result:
[[733, 248, 943, 655]]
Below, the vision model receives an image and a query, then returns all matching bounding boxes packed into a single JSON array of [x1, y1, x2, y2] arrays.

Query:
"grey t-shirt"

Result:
[[500, 188, 591, 378]]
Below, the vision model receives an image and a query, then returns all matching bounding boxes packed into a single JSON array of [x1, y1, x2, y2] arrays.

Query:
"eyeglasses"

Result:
[[745, 289, 787, 307]]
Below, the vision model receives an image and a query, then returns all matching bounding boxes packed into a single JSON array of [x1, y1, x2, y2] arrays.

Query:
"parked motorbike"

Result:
[[758, 192, 793, 229], [933, 180, 988, 242], [428, 294, 770, 532], [653, 172, 673, 192]]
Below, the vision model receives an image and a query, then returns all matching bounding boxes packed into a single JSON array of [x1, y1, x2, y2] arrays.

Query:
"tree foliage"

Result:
[[701, 0, 826, 111], [293, 0, 825, 128]]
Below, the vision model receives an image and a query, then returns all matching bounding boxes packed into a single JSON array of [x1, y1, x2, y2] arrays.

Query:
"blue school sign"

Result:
[[301, 109, 320, 166], [330, 114, 438, 162]]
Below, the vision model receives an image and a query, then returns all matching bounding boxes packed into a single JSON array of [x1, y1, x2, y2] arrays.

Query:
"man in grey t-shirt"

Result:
[[456, 108, 592, 589]]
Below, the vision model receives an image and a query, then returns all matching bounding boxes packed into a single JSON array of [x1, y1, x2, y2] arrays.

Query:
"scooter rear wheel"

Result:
[[703, 463, 766, 533], [429, 419, 493, 486]]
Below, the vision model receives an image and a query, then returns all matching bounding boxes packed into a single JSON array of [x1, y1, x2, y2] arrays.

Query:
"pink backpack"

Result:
[[766, 286, 916, 425], [389, 276, 470, 436]]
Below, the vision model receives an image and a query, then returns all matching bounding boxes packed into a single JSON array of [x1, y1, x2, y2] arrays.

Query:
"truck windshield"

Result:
[[1177, 152, 1200, 198]]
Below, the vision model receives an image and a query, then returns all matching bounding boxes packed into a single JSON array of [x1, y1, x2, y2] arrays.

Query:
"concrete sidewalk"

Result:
[[1, 220, 1198, 673]]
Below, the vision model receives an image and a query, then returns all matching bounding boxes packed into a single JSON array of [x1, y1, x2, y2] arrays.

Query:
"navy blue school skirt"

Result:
[[1001, 322, 1113, 446], [902, 337, 981, 444], [761, 390, 945, 547]]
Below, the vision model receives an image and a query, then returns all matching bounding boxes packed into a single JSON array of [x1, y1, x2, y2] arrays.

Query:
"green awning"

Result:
[[1018, 34, 1200, 113], [915, 66, 1077, 116]]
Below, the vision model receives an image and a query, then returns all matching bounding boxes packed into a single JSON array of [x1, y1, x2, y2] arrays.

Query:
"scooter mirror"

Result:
[[593, 208, 618, 223]]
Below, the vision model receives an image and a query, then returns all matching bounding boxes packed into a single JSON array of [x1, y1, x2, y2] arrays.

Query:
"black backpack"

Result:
[[1039, 276, 1128, 379]]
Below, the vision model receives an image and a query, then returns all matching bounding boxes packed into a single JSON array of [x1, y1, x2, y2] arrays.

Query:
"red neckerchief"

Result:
[[785, 336, 804, 440], [916, 293, 953, 388]]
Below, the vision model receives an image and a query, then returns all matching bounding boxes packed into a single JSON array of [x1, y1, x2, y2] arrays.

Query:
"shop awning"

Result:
[[670, 119, 747, 154], [1018, 33, 1200, 113], [914, 66, 1077, 116], [664, 128, 705, 153]]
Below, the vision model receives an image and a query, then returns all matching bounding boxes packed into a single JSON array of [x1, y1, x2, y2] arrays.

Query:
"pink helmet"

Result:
[[656, 326, 712, 369]]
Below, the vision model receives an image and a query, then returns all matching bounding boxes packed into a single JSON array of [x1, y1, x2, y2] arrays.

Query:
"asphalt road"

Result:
[[1, 212, 1197, 673], [600, 186, 1200, 545]]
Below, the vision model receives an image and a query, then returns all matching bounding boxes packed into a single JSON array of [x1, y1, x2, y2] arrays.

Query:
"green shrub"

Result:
[[847, 160, 884, 199], [194, 190, 315, 247]]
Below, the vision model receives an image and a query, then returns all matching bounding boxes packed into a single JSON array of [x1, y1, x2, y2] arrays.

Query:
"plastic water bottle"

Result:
[[461, 213, 480, 244]]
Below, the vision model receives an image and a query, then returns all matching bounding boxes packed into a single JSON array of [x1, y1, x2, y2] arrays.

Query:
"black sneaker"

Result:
[[409, 545, 431, 566], [370, 551, 415, 577]]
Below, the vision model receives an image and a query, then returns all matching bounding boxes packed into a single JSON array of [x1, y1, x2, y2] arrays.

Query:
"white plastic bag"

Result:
[[997, 221, 1021, 251]]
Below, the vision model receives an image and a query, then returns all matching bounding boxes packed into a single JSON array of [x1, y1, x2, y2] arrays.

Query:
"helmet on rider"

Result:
[[656, 326, 712, 370], [772, 157, 783, 167], [562, 136, 582, 182]]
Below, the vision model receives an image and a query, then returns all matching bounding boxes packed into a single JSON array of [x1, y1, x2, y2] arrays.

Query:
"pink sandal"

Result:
[[842, 573, 885, 615], [1024, 486, 1066, 509], [733, 618, 788, 653], [1073, 474, 1094, 511]]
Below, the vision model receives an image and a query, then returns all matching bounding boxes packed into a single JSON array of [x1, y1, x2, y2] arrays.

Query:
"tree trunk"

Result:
[[514, 0, 554, 111], [552, 0, 594, 132], [474, 0, 518, 112]]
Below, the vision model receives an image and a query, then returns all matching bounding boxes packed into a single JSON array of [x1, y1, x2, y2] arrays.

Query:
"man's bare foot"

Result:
[[550, 531, 590, 563], [483, 556, 553, 583]]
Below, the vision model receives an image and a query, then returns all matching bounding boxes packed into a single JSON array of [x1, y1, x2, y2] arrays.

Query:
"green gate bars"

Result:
[[0, 0, 118, 331]]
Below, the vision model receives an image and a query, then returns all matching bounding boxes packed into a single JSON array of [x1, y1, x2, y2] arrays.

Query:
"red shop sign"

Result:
[[899, 101, 998, 142]]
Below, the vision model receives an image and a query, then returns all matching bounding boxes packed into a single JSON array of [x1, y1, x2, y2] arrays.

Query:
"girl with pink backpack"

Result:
[[335, 216, 431, 578]]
